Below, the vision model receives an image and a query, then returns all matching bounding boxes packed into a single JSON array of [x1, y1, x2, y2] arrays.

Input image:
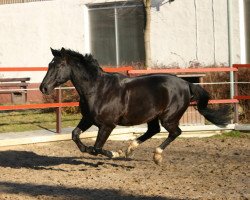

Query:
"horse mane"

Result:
[[64, 49, 103, 78]]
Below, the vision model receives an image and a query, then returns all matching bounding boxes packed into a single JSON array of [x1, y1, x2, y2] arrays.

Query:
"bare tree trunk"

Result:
[[143, 0, 152, 68]]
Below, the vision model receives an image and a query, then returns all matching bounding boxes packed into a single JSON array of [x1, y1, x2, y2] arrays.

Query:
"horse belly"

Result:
[[117, 93, 164, 126], [117, 113, 154, 126]]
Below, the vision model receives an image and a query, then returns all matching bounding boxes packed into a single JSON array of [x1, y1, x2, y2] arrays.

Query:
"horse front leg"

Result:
[[72, 118, 93, 153], [87, 125, 123, 158]]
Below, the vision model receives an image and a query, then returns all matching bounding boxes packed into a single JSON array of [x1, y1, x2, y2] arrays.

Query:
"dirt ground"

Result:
[[0, 136, 249, 200]]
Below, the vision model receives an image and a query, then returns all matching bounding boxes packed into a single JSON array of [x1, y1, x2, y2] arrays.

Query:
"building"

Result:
[[0, 0, 248, 102]]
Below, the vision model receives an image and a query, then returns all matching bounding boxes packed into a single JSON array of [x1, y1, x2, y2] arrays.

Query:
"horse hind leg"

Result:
[[126, 118, 160, 158], [153, 122, 182, 165]]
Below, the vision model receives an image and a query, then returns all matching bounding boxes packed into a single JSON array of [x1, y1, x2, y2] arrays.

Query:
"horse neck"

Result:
[[70, 61, 103, 98]]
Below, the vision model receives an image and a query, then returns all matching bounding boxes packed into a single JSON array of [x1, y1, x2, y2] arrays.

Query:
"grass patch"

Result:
[[213, 130, 250, 138], [0, 110, 81, 133]]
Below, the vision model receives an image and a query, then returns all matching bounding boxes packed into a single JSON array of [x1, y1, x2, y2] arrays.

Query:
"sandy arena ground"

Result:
[[0, 136, 249, 200]]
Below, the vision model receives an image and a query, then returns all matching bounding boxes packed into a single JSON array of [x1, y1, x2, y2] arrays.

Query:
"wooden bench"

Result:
[[0, 77, 30, 104]]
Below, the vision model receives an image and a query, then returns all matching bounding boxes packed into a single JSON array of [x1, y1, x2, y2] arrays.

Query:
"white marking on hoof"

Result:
[[126, 140, 139, 158], [155, 147, 163, 154], [153, 153, 163, 165], [111, 151, 120, 158], [131, 140, 139, 148], [118, 150, 125, 157], [110, 150, 124, 158], [153, 147, 163, 165]]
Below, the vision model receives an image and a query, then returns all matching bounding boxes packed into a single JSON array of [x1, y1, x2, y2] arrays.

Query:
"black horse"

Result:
[[40, 48, 230, 164]]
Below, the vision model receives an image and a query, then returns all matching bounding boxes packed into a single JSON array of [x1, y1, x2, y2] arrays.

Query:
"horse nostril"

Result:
[[43, 87, 48, 94], [40, 84, 48, 94]]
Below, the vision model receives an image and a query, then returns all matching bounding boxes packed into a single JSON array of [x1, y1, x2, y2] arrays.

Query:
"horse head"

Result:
[[40, 48, 71, 94]]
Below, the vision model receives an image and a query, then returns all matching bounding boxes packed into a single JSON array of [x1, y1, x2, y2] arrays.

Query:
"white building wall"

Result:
[[151, 0, 197, 67], [213, 0, 229, 65], [0, 0, 242, 82], [150, 0, 241, 67], [0, 0, 88, 82]]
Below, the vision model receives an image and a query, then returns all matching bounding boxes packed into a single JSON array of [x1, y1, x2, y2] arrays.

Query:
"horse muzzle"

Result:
[[40, 83, 53, 95]]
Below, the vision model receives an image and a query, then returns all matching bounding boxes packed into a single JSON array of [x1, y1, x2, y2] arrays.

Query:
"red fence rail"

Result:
[[0, 65, 247, 132], [233, 64, 250, 69], [0, 102, 79, 111], [0, 66, 134, 72], [0, 67, 48, 71], [128, 67, 238, 74], [234, 96, 250, 100]]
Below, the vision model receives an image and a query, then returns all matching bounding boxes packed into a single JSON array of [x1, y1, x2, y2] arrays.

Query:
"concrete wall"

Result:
[[0, 0, 242, 83], [150, 0, 241, 67], [0, 0, 88, 82]]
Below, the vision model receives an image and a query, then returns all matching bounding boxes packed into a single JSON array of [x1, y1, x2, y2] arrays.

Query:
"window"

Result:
[[88, 1, 145, 67], [0, 0, 48, 5]]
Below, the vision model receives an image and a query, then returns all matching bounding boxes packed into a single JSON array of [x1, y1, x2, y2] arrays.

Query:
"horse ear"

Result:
[[61, 48, 66, 57], [50, 48, 61, 57], [60, 47, 69, 62]]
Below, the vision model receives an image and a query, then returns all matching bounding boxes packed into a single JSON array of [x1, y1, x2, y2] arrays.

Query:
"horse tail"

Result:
[[189, 83, 231, 126]]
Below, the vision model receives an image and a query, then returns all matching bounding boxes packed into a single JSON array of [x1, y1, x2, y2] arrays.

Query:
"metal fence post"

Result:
[[56, 87, 62, 133], [233, 66, 239, 124]]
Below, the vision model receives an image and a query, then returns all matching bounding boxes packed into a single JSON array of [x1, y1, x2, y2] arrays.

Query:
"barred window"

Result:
[[0, 0, 49, 5], [88, 2, 145, 66]]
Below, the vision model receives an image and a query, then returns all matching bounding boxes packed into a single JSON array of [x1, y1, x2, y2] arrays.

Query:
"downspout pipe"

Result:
[[239, 0, 246, 64], [227, 0, 234, 99]]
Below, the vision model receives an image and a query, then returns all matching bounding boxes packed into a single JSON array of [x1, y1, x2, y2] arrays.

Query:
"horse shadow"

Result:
[[0, 150, 134, 171], [0, 181, 183, 200]]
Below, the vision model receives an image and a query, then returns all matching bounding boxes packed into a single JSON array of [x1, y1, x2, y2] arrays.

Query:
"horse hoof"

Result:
[[87, 146, 98, 155], [110, 150, 125, 158], [111, 151, 120, 158], [105, 151, 113, 158], [79, 147, 86, 153], [118, 150, 125, 157], [126, 140, 139, 158], [153, 153, 163, 165], [125, 148, 134, 158], [153, 147, 163, 165]]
